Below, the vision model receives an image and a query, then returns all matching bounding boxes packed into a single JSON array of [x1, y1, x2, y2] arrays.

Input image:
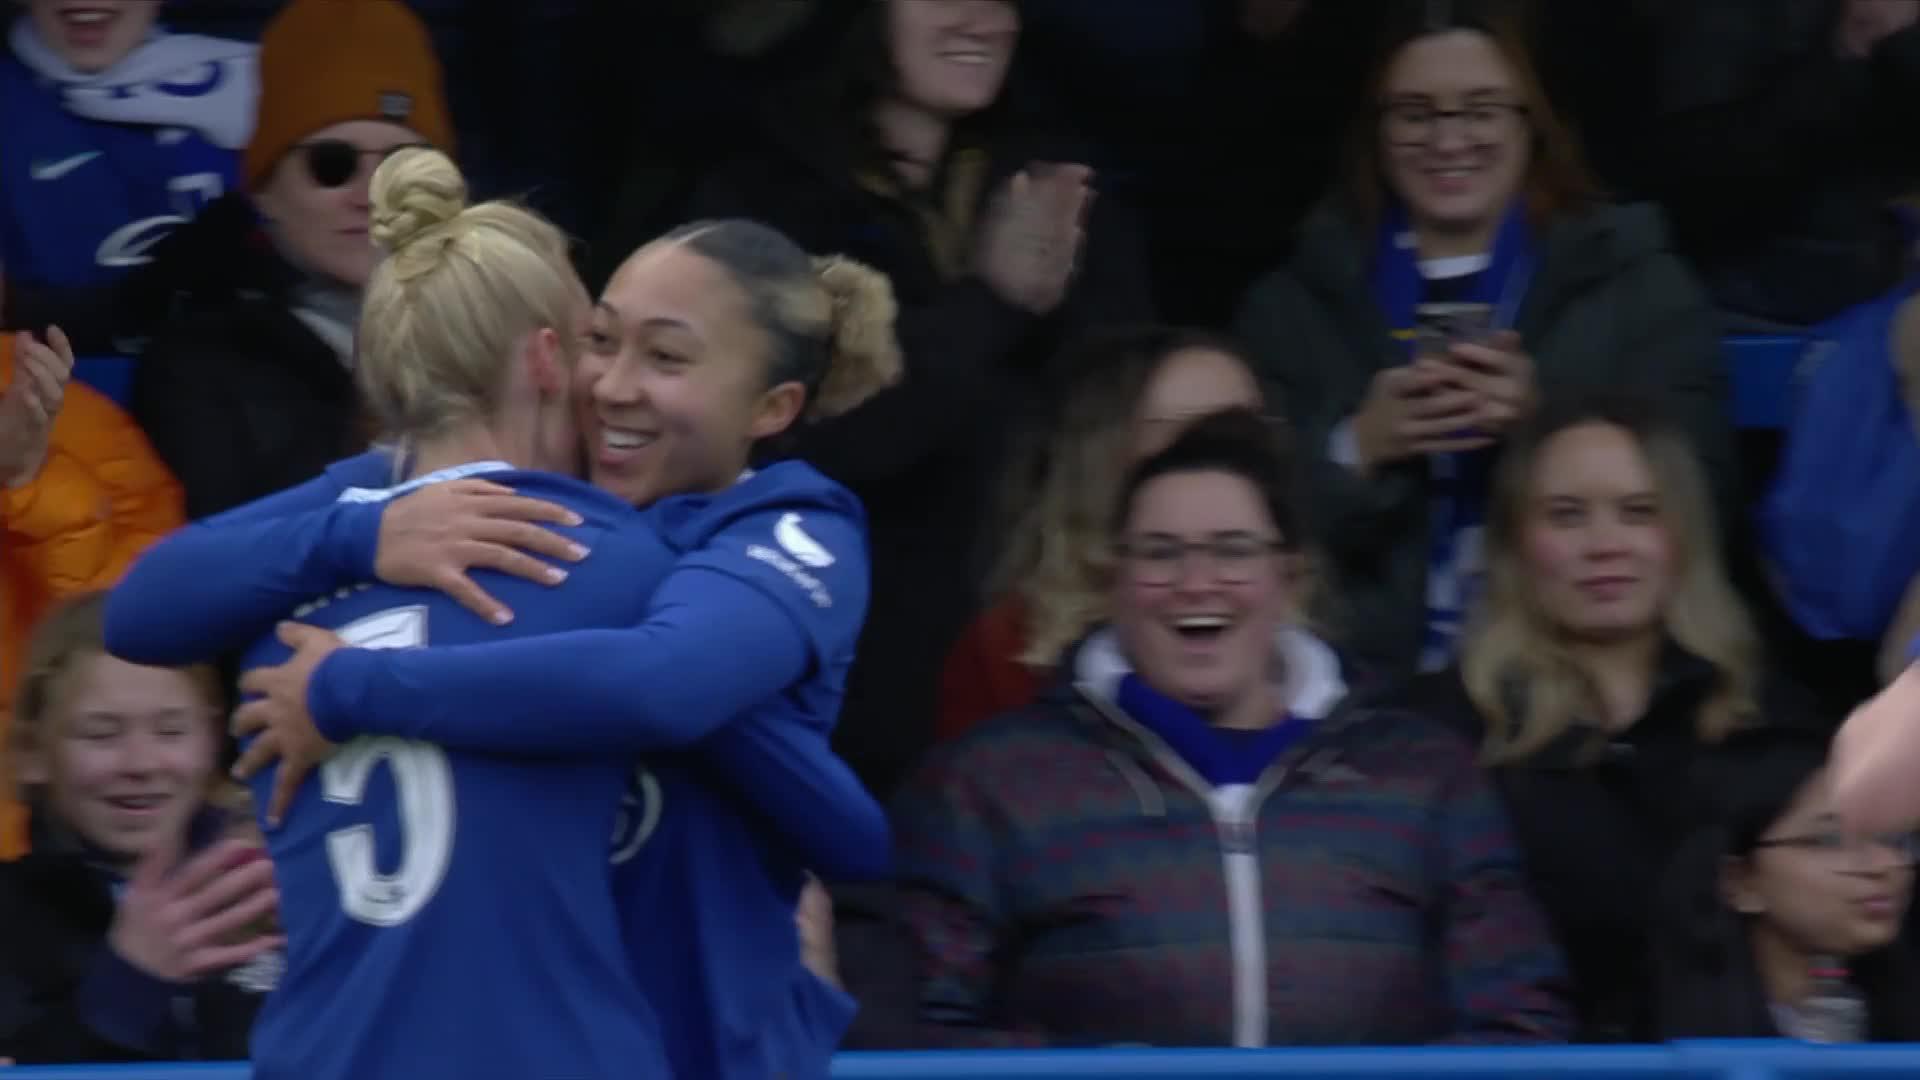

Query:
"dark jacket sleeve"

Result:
[[0, 951, 156, 1065], [1232, 269, 1424, 561], [132, 327, 259, 521], [891, 741, 1055, 1049], [1609, 249, 1743, 521], [1425, 724, 1577, 1044]]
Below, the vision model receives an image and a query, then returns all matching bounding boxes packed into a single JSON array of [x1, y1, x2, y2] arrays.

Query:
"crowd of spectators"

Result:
[[6, 0, 1920, 1065]]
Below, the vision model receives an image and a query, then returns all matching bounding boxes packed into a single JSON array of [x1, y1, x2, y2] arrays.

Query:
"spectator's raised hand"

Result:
[[108, 835, 283, 983], [1350, 364, 1493, 473], [231, 622, 348, 826], [0, 327, 75, 486], [373, 478, 589, 625], [974, 163, 1093, 315]]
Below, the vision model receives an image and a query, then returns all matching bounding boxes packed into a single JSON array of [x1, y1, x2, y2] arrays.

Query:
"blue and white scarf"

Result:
[[1370, 201, 1535, 670], [10, 17, 257, 149]]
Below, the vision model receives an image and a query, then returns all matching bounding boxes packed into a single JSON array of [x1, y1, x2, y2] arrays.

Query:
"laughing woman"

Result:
[[893, 408, 1570, 1047]]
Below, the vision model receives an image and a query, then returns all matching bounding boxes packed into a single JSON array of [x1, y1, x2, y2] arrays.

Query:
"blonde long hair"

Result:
[[357, 148, 582, 442], [1464, 396, 1759, 764]]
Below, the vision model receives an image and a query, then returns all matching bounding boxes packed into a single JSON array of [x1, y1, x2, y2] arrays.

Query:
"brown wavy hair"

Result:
[[990, 326, 1269, 667]]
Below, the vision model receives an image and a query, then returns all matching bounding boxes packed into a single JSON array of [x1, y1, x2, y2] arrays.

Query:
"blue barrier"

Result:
[[1725, 334, 1805, 431], [12, 1044, 1920, 1079]]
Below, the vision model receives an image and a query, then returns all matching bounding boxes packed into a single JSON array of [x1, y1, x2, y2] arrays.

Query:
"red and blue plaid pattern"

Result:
[[893, 690, 1574, 1048]]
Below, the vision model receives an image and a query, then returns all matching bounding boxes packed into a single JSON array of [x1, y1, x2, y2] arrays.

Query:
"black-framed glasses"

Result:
[[1380, 101, 1529, 148], [1116, 534, 1287, 587], [1755, 830, 1920, 866], [298, 139, 432, 189]]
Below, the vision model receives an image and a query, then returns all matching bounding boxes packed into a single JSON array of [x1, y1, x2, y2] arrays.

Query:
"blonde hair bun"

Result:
[[370, 147, 469, 254], [810, 255, 903, 420]]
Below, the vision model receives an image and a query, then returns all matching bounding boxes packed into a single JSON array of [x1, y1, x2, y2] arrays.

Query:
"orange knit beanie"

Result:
[[242, 0, 455, 190]]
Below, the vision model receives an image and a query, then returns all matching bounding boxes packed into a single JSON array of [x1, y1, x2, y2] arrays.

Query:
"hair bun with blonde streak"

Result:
[[370, 146, 469, 258], [809, 255, 903, 421]]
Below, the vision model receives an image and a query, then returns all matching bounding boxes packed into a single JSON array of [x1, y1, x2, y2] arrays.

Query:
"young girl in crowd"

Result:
[[0, 593, 279, 1065], [1655, 726, 1920, 1042], [106, 153, 902, 1078]]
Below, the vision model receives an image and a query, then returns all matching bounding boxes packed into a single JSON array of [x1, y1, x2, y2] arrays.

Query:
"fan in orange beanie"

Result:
[[244, 0, 454, 191], [242, 0, 455, 287], [127, 0, 456, 520]]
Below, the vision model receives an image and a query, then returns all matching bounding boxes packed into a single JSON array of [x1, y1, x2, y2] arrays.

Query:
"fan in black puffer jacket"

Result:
[[0, 810, 278, 1064]]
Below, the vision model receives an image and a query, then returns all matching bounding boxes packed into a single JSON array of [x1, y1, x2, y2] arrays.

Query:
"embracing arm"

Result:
[[694, 718, 893, 882], [312, 562, 893, 878], [104, 459, 384, 666], [313, 565, 810, 752]]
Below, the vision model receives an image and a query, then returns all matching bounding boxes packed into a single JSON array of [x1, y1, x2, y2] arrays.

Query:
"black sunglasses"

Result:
[[298, 139, 431, 189]]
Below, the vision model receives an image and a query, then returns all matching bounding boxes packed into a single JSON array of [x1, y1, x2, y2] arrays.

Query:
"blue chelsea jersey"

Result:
[[0, 51, 237, 290], [614, 464, 875, 1080], [238, 464, 674, 1080]]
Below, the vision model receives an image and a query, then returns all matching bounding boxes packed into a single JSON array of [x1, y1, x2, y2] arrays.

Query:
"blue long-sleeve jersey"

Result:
[[235, 462, 670, 1080], [107, 453, 889, 1079]]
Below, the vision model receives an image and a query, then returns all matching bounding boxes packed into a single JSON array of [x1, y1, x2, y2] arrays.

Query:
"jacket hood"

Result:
[[1067, 622, 1348, 722]]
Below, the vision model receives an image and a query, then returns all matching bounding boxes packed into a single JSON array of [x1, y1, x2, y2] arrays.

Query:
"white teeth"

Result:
[[1175, 616, 1230, 630], [65, 11, 111, 24], [601, 428, 653, 451]]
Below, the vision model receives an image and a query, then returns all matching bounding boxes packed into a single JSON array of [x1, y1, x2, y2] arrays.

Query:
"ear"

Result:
[[747, 380, 808, 442], [1720, 854, 1766, 916], [525, 327, 567, 396]]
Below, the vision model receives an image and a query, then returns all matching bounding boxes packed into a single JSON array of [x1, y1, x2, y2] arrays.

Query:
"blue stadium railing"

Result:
[[12, 1044, 1920, 1079]]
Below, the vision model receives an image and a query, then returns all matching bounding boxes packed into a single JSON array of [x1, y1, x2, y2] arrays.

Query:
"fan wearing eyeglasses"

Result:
[[1653, 725, 1920, 1042], [893, 408, 1571, 1047], [127, 0, 454, 520], [939, 325, 1280, 741], [1231, 0, 1735, 683]]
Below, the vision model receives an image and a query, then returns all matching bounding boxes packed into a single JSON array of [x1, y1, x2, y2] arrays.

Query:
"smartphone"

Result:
[[1411, 302, 1494, 362]]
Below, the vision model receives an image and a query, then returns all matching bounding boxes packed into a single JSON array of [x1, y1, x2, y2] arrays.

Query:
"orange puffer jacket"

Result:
[[1, 333, 185, 858]]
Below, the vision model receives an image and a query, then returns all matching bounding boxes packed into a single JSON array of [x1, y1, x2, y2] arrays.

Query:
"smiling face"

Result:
[[1112, 469, 1293, 711], [1727, 769, 1916, 960], [28, 0, 159, 73], [19, 652, 220, 861], [1378, 28, 1531, 241], [253, 119, 427, 289], [887, 0, 1019, 118], [577, 242, 787, 507], [1519, 422, 1677, 644]]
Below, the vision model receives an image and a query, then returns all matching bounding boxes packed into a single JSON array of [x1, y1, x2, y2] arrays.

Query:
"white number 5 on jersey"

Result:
[[319, 607, 455, 928]]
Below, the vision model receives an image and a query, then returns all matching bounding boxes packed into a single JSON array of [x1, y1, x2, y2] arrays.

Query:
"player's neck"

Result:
[[407, 424, 516, 481]]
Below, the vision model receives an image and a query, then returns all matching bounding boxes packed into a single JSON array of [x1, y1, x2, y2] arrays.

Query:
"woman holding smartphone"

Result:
[[1232, 0, 1732, 681]]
